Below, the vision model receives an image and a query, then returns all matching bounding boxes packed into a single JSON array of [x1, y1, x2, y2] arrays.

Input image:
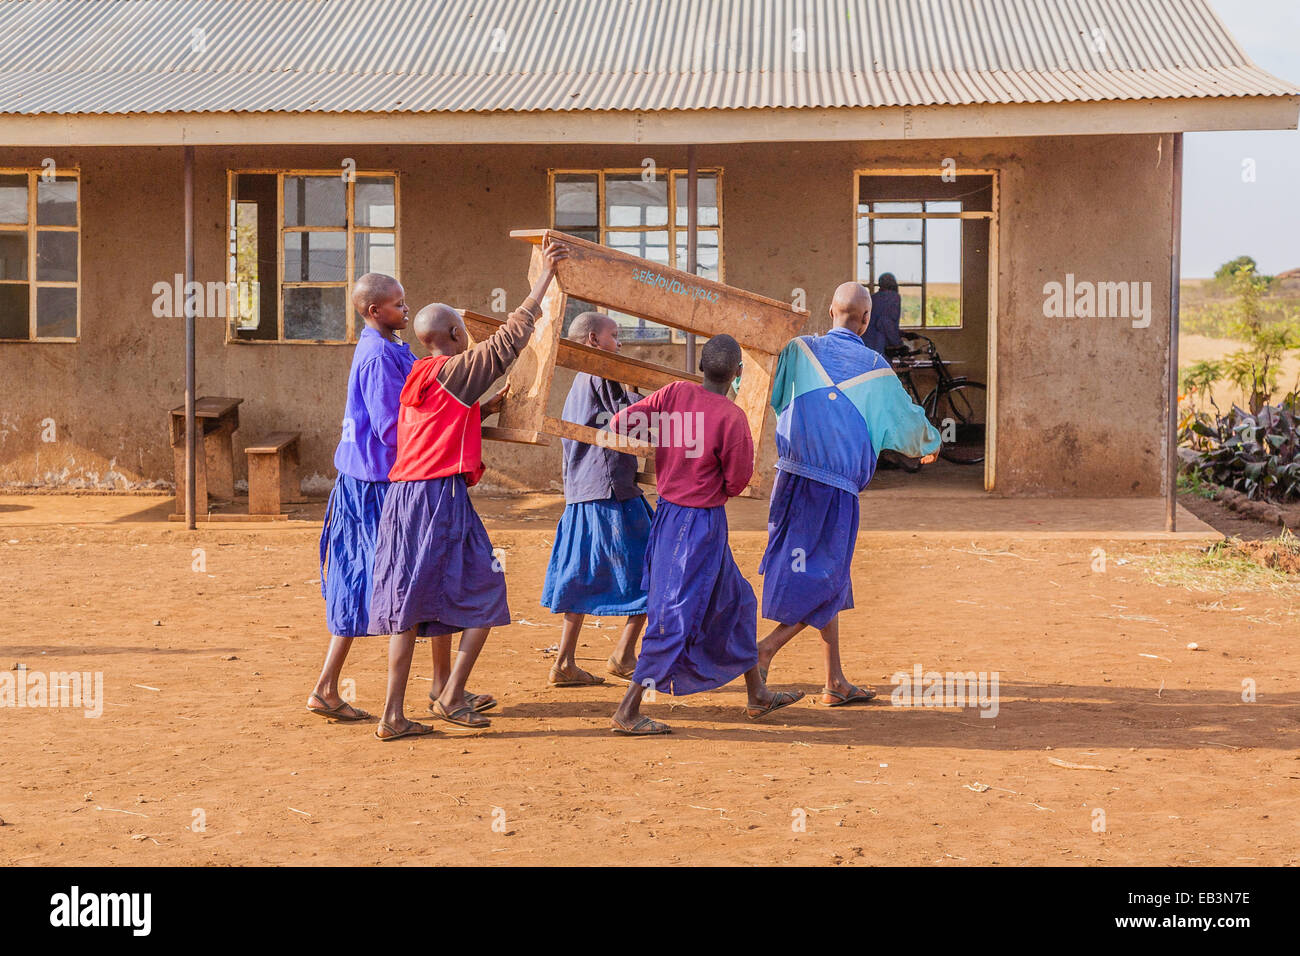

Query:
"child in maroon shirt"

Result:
[[605, 335, 803, 735]]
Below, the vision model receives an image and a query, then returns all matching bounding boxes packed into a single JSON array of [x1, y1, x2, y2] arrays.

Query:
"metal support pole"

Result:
[[184, 145, 197, 530], [685, 145, 698, 373], [1166, 132, 1183, 533]]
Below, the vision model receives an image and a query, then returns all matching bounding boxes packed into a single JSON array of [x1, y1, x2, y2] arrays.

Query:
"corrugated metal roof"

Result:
[[0, 0, 1294, 115]]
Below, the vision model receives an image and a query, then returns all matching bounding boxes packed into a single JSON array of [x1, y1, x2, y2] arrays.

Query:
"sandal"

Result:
[[431, 699, 492, 729], [374, 719, 436, 741], [428, 690, 497, 713], [306, 694, 372, 722], [548, 664, 606, 687], [610, 715, 671, 736], [606, 657, 637, 681], [821, 684, 877, 706], [746, 689, 805, 720]]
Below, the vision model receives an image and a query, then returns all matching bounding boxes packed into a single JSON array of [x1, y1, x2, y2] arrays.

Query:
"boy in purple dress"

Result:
[[307, 273, 413, 723]]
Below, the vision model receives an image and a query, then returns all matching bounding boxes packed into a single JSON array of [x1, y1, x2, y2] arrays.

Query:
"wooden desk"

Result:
[[169, 396, 243, 514], [486, 229, 808, 497]]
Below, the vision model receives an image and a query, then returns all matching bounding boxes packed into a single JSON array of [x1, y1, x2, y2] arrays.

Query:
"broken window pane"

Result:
[[284, 286, 347, 340], [232, 175, 277, 340], [0, 283, 27, 338]]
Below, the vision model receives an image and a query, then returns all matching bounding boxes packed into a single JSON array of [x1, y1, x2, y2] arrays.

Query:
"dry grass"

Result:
[[1134, 531, 1300, 594]]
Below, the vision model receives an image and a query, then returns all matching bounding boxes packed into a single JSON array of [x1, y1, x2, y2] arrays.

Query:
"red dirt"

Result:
[[0, 494, 1296, 866]]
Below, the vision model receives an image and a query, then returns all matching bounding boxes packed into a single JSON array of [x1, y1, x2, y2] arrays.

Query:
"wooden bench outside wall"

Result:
[[245, 431, 300, 516], [169, 396, 242, 515]]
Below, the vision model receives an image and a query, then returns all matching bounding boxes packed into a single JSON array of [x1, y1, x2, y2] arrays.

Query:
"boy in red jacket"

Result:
[[368, 238, 566, 740]]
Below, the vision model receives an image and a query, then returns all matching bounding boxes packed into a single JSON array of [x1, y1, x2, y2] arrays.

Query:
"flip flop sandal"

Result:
[[821, 685, 877, 706], [428, 691, 497, 713], [374, 720, 436, 741], [548, 666, 606, 687], [306, 694, 372, 722], [431, 700, 492, 729], [606, 657, 637, 681], [610, 715, 671, 736], [746, 689, 806, 720]]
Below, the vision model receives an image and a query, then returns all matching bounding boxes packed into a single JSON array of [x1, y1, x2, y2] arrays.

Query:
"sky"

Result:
[[1183, 0, 1300, 277]]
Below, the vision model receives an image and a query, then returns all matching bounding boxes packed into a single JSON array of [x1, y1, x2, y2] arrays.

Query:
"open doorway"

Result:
[[853, 169, 997, 494]]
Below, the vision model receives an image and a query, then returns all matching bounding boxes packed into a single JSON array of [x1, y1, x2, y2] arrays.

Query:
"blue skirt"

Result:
[[541, 495, 653, 616], [368, 475, 511, 637], [319, 474, 390, 637], [631, 500, 758, 697], [759, 470, 860, 629]]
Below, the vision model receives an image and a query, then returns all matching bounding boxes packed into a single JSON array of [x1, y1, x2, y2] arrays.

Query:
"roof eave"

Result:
[[0, 95, 1295, 147]]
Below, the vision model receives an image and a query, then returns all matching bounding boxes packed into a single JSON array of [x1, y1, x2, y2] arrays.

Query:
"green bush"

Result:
[[1182, 400, 1300, 501]]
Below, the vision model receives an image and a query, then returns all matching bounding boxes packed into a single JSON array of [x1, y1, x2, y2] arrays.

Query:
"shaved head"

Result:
[[352, 272, 402, 316], [830, 281, 872, 335], [412, 302, 466, 352], [568, 310, 616, 344]]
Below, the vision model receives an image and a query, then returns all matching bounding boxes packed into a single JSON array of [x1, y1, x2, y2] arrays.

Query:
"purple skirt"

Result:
[[368, 475, 510, 637], [631, 500, 758, 697], [759, 470, 859, 628], [319, 473, 390, 637]]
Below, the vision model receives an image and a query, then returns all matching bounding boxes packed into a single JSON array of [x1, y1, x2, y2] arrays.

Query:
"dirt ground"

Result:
[[1, 493, 1297, 866]]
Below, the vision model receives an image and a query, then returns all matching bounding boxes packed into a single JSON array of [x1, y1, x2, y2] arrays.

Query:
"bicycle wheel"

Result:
[[924, 381, 987, 464]]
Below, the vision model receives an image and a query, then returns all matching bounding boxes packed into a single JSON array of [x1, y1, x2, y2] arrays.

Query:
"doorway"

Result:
[[853, 168, 998, 493]]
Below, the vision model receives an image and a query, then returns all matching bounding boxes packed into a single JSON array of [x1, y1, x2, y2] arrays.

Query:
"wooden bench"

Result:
[[245, 432, 300, 516]]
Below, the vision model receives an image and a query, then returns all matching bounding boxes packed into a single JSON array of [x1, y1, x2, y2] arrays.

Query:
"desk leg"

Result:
[[280, 442, 299, 507], [735, 347, 777, 499], [247, 454, 279, 516], [205, 421, 237, 500], [173, 443, 209, 515], [497, 244, 566, 436]]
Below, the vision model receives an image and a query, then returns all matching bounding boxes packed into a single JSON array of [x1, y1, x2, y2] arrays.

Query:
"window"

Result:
[[0, 168, 80, 341], [551, 168, 722, 341], [856, 200, 962, 329], [227, 170, 398, 343]]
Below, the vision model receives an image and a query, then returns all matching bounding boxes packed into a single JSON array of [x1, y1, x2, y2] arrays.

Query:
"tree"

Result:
[[1215, 255, 1257, 283], [1221, 264, 1298, 413]]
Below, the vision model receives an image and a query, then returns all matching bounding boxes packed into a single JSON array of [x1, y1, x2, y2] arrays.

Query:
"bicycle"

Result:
[[885, 331, 988, 465]]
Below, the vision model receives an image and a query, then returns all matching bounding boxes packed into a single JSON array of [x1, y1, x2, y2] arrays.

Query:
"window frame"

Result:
[[0, 166, 81, 343], [857, 198, 965, 331], [548, 167, 724, 341], [224, 168, 400, 345]]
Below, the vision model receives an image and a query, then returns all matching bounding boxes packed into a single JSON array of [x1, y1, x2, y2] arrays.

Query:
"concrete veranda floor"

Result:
[[0, 481, 1219, 542]]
